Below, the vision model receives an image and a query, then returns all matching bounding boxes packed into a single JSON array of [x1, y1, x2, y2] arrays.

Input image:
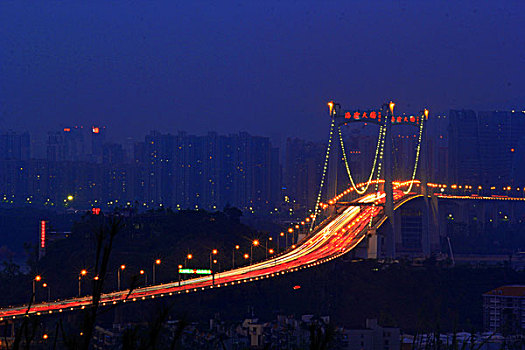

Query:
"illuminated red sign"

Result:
[[40, 220, 46, 248], [344, 110, 383, 122], [92, 207, 101, 215], [92, 127, 100, 134], [342, 110, 424, 124], [63, 128, 71, 132]]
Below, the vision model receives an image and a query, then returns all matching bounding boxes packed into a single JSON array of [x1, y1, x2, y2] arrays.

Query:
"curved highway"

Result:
[[0, 190, 419, 320]]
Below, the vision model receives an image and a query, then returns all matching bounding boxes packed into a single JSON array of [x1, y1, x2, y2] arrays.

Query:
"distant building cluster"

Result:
[[1, 109, 524, 213], [448, 110, 525, 186], [0, 128, 280, 213]]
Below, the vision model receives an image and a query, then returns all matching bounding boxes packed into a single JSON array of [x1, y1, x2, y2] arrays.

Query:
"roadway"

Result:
[[0, 190, 417, 320]]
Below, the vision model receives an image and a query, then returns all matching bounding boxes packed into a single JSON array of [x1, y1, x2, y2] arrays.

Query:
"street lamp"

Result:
[[117, 265, 126, 291], [42, 282, 50, 301], [210, 249, 218, 270], [279, 232, 284, 252], [139, 269, 147, 285], [232, 245, 240, 269], [287, 228, 293, 248], [250, 240, 259, 265], [265, 237, 273, 259], [78, 269, 87, 297], [33, 275, 42, 296], [185, 254, 193, 268], [152, 259, 161, 285], [177, 264, 183, 285]]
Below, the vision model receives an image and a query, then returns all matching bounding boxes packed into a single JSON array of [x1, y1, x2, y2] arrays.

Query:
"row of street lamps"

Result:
[[32, 232, 301, 299]]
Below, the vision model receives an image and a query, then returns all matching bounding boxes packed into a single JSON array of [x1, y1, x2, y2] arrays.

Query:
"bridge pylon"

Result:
[[322, 101, 429, 260], [384, 102, 396, 259]]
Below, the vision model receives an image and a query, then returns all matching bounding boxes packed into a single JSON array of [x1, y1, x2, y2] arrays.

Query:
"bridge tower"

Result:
[[320, 101, 428, 260], [327, 117, 340, 211], [384, 102, 396, 259]]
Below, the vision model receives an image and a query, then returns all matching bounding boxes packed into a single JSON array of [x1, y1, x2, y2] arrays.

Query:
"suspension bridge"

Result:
[[1, 101, 523, 321]]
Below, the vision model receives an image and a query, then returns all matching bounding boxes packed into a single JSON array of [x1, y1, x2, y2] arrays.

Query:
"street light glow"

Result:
[[67, 195, 74, 201], [120, 265, 126, 270], [187, 254, 193, 260], [252, 240, 259, 246], [80, 269, 87, 276], [35, 275, 42, 282], [212, 249, 218, 255]]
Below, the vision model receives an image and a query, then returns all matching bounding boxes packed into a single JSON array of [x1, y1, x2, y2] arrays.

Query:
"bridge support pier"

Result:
[[366, 228, 379, 259]]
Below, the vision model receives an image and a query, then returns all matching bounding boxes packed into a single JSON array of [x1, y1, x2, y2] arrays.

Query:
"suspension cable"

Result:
[[310, 117, 336, 231], [403, 114, 425, 194], [369, 117, 387, 227], [338, 121, 384, 195]]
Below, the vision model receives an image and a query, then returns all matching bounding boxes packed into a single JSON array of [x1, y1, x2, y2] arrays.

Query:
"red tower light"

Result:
[[40, 221, 46, 248]]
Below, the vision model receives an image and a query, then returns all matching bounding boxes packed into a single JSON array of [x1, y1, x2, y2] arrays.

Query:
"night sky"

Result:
[[1, 1, 524, 143]]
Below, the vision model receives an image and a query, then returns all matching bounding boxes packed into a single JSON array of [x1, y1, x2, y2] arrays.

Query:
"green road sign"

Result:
[[178, 268, 212, 275]]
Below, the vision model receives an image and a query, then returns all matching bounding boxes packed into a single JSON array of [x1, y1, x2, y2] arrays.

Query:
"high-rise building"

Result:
[[46, 126, 106, 163], [0, 131, 30, 160], [449, 110, 525, 186], [283, 138, 325, 212], [448, 110, 481, 185]]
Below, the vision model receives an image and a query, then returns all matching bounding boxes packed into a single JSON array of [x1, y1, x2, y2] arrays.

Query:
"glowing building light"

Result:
[[40, 220, 46, 248]]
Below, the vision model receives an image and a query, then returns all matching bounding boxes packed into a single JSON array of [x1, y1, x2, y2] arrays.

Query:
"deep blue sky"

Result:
[[1, 1, 524, 143]]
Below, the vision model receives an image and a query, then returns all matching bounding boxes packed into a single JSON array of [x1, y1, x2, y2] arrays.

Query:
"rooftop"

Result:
[[484, 285, 525, 297]]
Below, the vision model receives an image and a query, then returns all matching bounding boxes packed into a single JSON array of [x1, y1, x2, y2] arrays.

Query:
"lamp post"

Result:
[[279, 232, 284, 252], [232, 245, 240, 269], [78, 269, 87, 297], [210, 249, 218, 270], [243, 253, 249, 264], [185, 253, 192, 268], [250, 240, 259, 265], [153, 259, 161, 285], [32, 275, 42, 296], [265, 237, 273, 259], [287, 228, 293, 248], [117, 264, 126, 291], [42, 282, 50, 301], [139, 269, 147, 285]]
